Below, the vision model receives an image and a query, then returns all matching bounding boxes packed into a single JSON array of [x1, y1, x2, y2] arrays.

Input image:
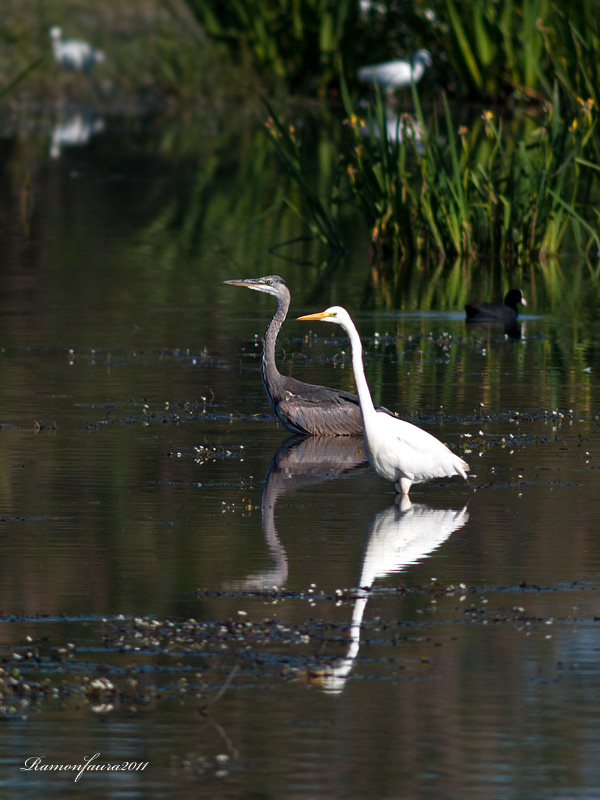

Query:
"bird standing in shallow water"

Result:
[[357, 49, 432, 94], [224, 276, 394, 436], [50, 27, 105, 73], [297, 306, 469, 495], [465, 289, 526, 323]]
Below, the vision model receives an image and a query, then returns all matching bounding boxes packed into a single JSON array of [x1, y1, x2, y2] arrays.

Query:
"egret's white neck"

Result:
[[343, 320, 378, 423]]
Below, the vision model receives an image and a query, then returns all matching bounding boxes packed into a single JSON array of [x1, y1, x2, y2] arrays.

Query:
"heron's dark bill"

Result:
[[223, 278, 269, 292]]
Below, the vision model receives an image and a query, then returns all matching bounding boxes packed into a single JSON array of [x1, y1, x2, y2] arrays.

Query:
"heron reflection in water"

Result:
[[311, 499, 470, 694], [225, 436, 368, 591], [224, 275, 394, 436]]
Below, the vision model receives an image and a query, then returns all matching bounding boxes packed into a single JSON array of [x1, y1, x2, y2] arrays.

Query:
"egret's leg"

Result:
[[395, 476, 413, 496]]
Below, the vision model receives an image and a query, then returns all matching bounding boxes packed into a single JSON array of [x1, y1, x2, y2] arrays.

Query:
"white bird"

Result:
[[50, 113, 105, 159], [297, 306, 469, 495], [357, 49, 432, 94], [50, 27, 105, 73]]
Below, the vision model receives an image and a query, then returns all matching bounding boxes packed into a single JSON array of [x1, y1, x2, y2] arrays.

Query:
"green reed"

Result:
[[263, 80, 600, 265], [338, 81, 600, 263], [264, 98, 345, 251], [438, 0, 550, 100], [181, 0, 355, 96]]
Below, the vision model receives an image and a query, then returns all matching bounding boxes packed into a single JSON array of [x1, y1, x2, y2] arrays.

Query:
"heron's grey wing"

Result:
[[276, 384, 365, 436]]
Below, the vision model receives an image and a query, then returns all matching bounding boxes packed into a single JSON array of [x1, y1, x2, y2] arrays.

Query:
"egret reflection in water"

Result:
[[358, 109, 424, 151], [225, 436, 368, 591], [312, 500, 470, 694], [50, 112, 105, 160]]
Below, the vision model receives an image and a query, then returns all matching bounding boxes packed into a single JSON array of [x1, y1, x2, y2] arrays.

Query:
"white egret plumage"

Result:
[[297, 306, 469, 495], [357, 49, 432, 94], [50, 26, 105, 73]]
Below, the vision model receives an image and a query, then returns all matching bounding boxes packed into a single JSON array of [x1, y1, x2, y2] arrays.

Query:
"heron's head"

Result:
[[49, 26, 62, 39], [223, 275, 287, 298], [297, 306, 349, 326]]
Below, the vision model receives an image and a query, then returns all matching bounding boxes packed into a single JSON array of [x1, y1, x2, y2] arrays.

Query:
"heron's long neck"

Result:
[[345, 321, 378, 423], [261, 289, 289, 400]]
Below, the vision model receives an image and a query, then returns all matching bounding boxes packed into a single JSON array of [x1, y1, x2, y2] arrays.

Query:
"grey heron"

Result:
[[357, 49, 432, 94], [465, 289, 527, 323], [224, 275, 393, 436], [298, 306, 469, 495], [50, 26, 105, 73]]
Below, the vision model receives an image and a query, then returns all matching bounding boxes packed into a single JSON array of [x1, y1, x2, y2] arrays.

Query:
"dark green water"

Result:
[[1, 109, 600, 799]]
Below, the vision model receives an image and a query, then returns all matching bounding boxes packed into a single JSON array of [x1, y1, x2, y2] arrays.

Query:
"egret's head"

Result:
[[49, 26, 61, 39], [413, 49, 432, 68], [297, 306, 347, 325], [223, 275, 287, 298]]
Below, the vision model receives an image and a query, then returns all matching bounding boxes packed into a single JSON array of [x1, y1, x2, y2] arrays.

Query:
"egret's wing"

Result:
[[377, 412, 469, 479]]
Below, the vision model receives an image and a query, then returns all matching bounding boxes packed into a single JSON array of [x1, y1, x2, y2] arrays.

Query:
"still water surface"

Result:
[[0, 112, 600, 798]]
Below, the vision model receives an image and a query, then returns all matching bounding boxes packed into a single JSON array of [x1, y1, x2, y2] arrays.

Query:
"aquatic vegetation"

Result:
[[0, 56, 45, 98], [266, 80, 600, 265], [347, 85, 600, 261], [543, 2, 600, 112], [182, 0, 599, 107], [264, 105, 345, 251], [437, 0, 550, 100], [181, 0, 357, 96]]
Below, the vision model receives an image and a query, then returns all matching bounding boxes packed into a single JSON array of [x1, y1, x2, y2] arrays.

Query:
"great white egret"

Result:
[[465, 289, 527, 323], [297, 306, 469, 495], [224, 275, 394, 436], [50, 27, 105, 73], [357, 49, 432, 94]]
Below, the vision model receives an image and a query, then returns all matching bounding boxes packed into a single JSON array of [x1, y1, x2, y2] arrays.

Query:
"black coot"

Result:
[[465, 289, 526, 323]]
